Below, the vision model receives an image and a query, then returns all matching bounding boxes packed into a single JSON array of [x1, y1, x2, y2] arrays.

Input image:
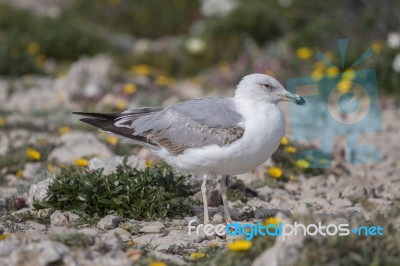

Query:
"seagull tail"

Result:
[[73, 112, 154, 145]]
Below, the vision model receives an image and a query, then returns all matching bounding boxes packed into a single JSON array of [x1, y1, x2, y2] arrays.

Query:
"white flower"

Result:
[[387, 32, 400, 49], [393, 53, 400, 73], [185, 38, 206, 54]]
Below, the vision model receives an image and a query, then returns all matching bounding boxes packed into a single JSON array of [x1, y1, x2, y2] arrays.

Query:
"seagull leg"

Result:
[[201, 174, 209, 225], [220, 175, 232, 223]]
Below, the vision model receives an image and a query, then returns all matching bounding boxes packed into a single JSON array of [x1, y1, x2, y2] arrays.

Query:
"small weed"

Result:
[[34, 163, 193, 220], [9, 196, 27, 210]]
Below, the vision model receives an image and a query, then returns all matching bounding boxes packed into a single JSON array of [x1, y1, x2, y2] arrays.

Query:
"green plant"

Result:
[[34, 163, 193, 220], [68, 0, 201, 39], [0, 3, 111, 76]]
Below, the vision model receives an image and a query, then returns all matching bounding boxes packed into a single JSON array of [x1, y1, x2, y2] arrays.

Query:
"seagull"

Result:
[[74, 73, 305, 224]]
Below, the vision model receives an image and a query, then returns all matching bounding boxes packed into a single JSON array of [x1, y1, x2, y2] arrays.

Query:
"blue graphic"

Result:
[[287, 39, 382, 168]]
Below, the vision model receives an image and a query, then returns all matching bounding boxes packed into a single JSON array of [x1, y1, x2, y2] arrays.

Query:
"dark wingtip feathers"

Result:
[[75, 113, 154, 145]]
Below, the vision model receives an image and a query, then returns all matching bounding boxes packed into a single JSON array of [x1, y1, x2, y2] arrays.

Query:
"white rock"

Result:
[[48, 131, 113, 164], [0, 133, 8, 156], [153, 235, 188, 251], [50, 210, 70, 226], [103, 228, 132, 250], [211, 213, 224, 224], [26, 221, 46, 231], [331, 198, 353, 207], [148, 250, 186, 265], [5, 78, 69, 113], [78, 228, 99, 236], [139, 221, 165, 233], [9, 240, 70, 266], [0, 80, 8, 105], [54, 55, 113, 96], [132, 233, 161, 245], [97, 215, 120, 230], [22, 162, 42, 179], [90, 257, 132, 266], [63, 211, 80, 226], [28, 178, 53, 208]]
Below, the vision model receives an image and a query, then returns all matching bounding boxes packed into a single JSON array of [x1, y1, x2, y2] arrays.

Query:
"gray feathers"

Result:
[[78, 98, 245, 155]]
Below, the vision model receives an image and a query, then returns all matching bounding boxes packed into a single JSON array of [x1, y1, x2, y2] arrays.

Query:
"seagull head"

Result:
[[235, 73, 306, 106]]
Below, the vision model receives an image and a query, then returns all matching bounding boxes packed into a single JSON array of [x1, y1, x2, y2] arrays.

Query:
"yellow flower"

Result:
[[371, 41, 383, 54], [35, 54, 47, 67], [155, 75, 175, 86], [145, 159, 153, 168], [115, 100, 128, 110], [285, 146, 297, 153], [227, 239, 252, 252], [313, 61, 326, 70], [262, 217, 281, 226], [130, 64, 152, 76], [296, 159, 310, 169], [0, 117, 6, 126], [123, 83, 137, 95], [0, 234, 10, 241], [326, 67, 339, 77], [26, 42, 40, 55], [280, 136, 288, 145], [16, 170, 23, 178], [106, 135, 119, 145], [74, 158, 88, 167], [58, 126, 71, 135], [148, 262, 167, 266], [296, 47, 313, 60], [126, 240, 135, 246], [337, 80, 352, 94], [268, 167, 283, 178], [26, 148, 41, 161], [190, 252, 205, 260], [311, 67, 324, 81], [342, 69, 356, 81]]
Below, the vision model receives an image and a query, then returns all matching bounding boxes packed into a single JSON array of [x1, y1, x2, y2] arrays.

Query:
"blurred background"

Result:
[[0, 0, 400, 265]]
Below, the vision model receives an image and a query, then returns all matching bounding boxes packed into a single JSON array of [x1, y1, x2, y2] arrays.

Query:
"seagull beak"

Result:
[[280, 92, 306, 106]]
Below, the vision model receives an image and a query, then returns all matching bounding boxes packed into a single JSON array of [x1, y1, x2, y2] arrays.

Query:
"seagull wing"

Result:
[[75, 98, 245, 155]]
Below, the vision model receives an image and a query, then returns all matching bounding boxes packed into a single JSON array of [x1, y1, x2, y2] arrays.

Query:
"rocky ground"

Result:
[[0, 55, 400, 266]]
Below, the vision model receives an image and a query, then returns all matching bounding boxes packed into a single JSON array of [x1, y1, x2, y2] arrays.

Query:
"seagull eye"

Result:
[[262, 83, 272, 89]]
